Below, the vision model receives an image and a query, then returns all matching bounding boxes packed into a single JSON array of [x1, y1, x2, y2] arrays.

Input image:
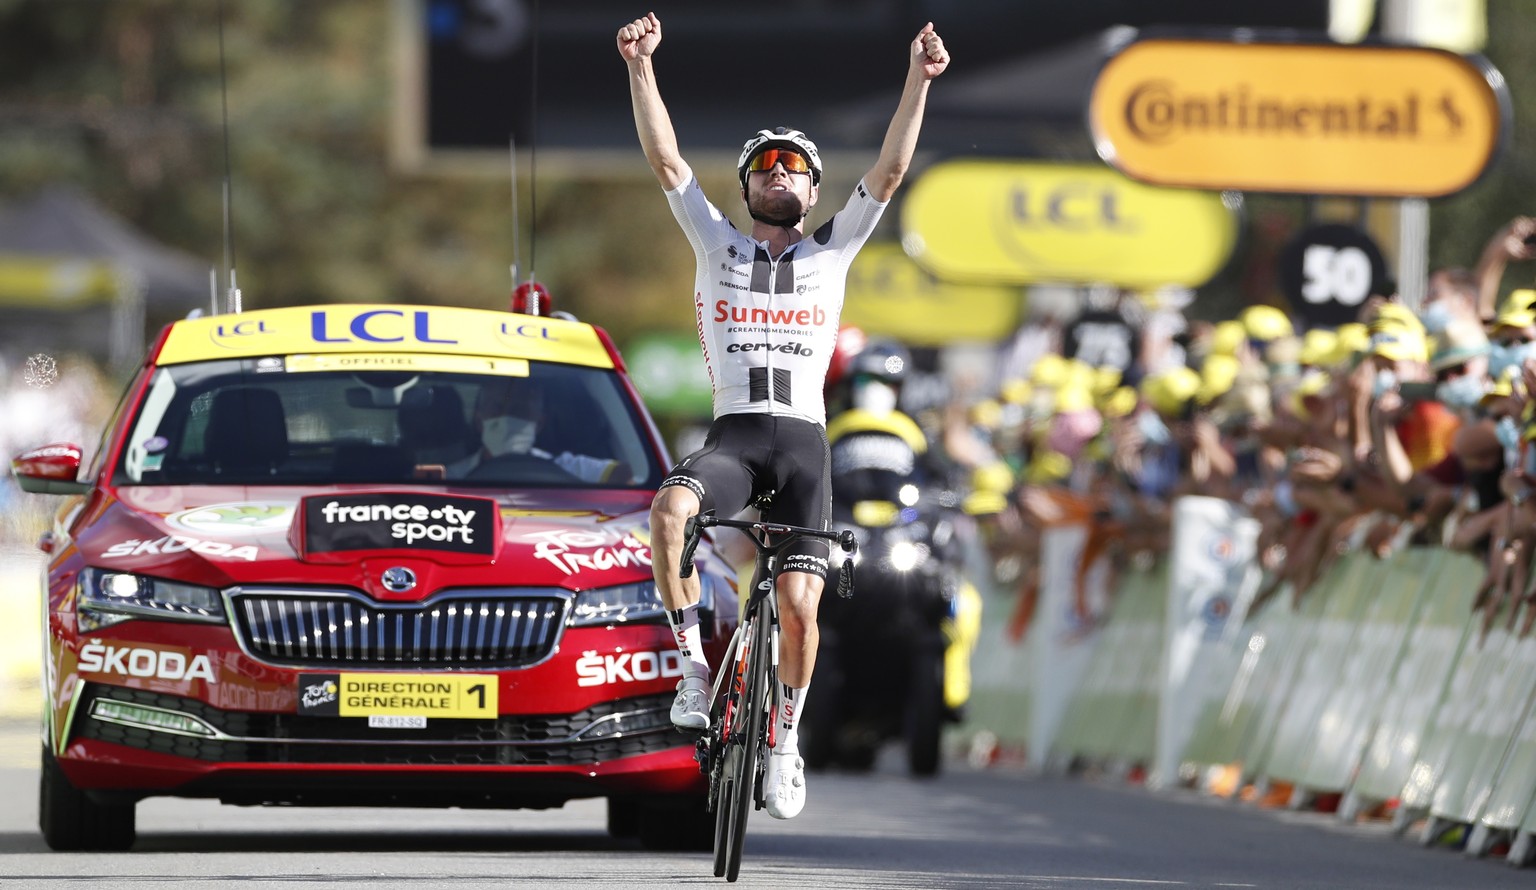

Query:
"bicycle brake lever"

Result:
[[679, 515, 701, 579], [836, 559, 855, 599]]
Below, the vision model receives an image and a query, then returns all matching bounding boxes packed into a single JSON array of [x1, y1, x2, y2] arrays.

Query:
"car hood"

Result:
[[79, 485, 665, 600]]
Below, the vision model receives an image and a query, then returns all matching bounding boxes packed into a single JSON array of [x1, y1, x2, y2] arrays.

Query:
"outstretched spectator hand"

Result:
[[1477, 216, 1536, 320]]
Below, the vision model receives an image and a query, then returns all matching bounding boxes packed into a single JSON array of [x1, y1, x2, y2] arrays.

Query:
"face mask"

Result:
[[1373, 369, 1399, 399], [852, 379, 898, 415], [1436, 374, 1487, 410], [1497, 415, 1522, 460], [481, 414, 537, 457], [1421, 301, 1453, 335], [1490, 342, 1536, 377], [1137, 409, 1171, 446]]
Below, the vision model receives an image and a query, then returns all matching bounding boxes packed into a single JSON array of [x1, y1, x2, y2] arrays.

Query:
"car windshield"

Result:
[[112, 357, 664, 488]]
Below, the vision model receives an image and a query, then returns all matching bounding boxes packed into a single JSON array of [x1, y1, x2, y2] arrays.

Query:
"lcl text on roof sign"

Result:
[[1088, 38, 1508, 198]]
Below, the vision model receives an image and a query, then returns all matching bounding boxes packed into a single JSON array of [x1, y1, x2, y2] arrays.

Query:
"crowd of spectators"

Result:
[[933, 216, 1536, 638]]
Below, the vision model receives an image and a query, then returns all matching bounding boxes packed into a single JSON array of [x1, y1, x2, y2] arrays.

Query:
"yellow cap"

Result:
[[1240, 304, 1294, 341], [1295, 368, 1330, 398], [1000, 378, 1032, 405], [1210, 320, 1246, 357], [1060, 358, 1096, 392], [1030, 353, 1069, 387], [1367, 303, 1428, 363], [1299, 329, 1339, 367], [1141, 365, 1203, 418], [1332, 323, 1370, 362], [1287, 370, 1331, 420], [1481, 366, 1520, 405], [971, 461, 1015, 495], [1091, 365, 1123, 395], [1198, 353, 1242, 405], [1025, 450, 1073, 484], [1371, 302, 1424, 332], [968, 398, 1003, 430], [1368, 327, 1429, 363], [1054, 385, 1095, 414], [1495, 289, 1536, 331], [1099, 385, 1139, 419]]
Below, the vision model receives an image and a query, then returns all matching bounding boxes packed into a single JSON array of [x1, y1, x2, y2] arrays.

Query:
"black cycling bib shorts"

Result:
[[660, 414, 833, 579]]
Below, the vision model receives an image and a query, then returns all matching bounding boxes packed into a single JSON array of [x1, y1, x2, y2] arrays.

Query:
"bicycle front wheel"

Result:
[[722, 608, 773, 882]]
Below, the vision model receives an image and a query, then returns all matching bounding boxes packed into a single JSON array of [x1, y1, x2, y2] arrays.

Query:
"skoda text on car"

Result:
[[11, 302, 737, 851]]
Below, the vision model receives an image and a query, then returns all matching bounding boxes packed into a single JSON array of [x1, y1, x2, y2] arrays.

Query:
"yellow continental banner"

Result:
[[900, 161, 1236, 288], [1089, 39, 1506, 197], [337, 673, 497, 718], [844, 242, 1020, 344], [156, 304, 614, 369]]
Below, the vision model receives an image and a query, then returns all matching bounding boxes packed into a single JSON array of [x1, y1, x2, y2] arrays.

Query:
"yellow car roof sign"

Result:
[[155, 304, 614, 369]]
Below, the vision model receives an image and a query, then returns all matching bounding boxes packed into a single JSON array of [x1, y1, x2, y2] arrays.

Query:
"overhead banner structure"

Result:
[[1089, 37, 1507, 197], [900, 160, 1238, 289], [843, 242, 1022, 345]]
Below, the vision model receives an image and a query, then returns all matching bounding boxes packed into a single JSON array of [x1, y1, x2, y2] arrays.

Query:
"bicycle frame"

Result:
[[680, 511, 856, 881]]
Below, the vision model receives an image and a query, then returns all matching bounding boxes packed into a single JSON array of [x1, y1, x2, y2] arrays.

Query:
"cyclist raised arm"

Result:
[[618, 11, 949, 821]]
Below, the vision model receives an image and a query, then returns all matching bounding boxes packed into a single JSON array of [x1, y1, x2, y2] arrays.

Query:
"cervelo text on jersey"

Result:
[[667, 174, 886, 426]]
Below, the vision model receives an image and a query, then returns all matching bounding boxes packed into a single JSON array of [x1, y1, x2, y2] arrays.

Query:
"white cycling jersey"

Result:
[[665, 167, 886, 426]]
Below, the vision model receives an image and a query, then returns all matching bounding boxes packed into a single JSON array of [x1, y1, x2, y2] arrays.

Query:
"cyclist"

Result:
[[617, 11, 949, 820]]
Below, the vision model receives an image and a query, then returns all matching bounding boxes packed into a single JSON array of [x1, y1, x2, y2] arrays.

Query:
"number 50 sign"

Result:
[[1277, 223, 1390, 328]]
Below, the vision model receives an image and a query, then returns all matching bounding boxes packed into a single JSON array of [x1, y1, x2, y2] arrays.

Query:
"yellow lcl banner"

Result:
[[1089, 39, 1506, 197], [843, 241, 1021, 345], [899, 160, 1237, 288], [156, 303, 614, 368]]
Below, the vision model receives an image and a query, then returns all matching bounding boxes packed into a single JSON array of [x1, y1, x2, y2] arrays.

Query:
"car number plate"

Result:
[[369, 715, 428, 729], [298, 672, 497, 719]]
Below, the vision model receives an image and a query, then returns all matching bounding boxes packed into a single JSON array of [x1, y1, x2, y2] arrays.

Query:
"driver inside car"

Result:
[[445, 375, 629, 484]]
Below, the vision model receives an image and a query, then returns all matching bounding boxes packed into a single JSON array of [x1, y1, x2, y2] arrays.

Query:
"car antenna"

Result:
[[509, 0, 546, 317], [217, 0, 241, 314], [509, 132, 521, 296]]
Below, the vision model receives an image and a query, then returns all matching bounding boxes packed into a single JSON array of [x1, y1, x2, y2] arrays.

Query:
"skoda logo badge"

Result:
[[381, 566, 416, 593]]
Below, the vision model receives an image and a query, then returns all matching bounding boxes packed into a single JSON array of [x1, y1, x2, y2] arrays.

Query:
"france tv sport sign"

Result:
[[1088, 37, 1508, 198]]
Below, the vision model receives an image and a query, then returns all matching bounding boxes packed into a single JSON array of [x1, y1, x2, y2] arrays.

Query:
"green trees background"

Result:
[[2, 0, 1535, 351]]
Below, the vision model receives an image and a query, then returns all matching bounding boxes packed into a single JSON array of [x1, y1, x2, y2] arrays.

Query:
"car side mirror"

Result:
[[12, 443, 91, 495]]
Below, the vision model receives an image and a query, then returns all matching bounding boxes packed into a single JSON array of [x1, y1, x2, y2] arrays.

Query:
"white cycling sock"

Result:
[[666, 603, 711, 680], [774, 682, 808, 754]]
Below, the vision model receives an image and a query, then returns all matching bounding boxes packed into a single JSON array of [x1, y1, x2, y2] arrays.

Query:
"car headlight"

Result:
[[80, 569, 225, 628], [568, 581, 666, 627]]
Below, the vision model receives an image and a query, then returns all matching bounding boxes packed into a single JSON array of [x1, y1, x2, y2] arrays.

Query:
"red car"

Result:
[[12, 302, 736, 851]]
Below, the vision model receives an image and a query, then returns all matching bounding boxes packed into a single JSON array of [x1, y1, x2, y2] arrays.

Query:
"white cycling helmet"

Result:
[[737, 127, 822, 188]]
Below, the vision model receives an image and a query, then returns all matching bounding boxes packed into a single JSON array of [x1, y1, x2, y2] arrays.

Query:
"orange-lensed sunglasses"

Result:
[[745, 148, 812, 175]]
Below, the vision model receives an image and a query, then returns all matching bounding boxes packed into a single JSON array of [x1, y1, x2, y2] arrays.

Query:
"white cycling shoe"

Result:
[[764, 752, 806, 819], [670, 675, 711, 731]]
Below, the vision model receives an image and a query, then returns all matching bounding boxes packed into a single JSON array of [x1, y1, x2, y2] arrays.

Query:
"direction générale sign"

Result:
[[1088, 38, 1507, 197]]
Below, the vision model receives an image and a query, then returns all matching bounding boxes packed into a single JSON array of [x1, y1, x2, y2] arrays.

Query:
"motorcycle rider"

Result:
[[826, 339, 933, 501], [819, 339, 980, 771]]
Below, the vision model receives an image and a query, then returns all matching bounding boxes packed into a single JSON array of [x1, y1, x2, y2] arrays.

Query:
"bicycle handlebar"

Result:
[[678, 513, 859, 598]]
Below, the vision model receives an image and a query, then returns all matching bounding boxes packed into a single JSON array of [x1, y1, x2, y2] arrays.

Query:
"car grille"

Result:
[[77, 684, 689, 766], [229, 589, 569, 668]]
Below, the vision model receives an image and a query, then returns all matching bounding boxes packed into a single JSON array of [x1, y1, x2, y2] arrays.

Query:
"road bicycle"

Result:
[[679, 508, 857, 882]]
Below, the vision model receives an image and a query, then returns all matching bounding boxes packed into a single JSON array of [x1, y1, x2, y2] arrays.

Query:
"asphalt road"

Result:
[[1, 720, 1533, 890]]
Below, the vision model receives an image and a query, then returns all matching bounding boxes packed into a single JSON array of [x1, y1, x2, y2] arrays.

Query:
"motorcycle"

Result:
[[802, 481, 968, 777]]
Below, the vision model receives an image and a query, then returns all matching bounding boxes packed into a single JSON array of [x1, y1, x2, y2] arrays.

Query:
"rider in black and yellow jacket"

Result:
[[824, 339, 981, 721]]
